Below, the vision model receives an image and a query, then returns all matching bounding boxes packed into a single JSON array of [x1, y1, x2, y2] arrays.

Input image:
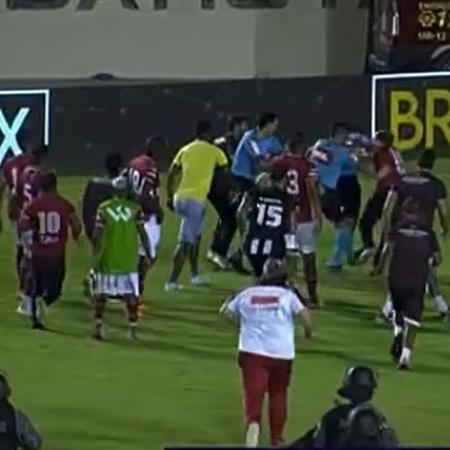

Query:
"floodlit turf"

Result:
[[1, 167, 450, 450]]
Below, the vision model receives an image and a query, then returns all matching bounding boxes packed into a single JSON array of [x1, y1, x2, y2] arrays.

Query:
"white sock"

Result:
[[23, 296, 32, 315], [400, 347, 411, 363], [393, 323, 402, 337], [383, 295, 393, 318], [434, 295, 448, 314]]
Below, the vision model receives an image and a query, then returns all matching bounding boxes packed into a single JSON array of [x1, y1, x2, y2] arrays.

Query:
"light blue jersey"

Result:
[[308, 138, 357, 189], [231, 129, 282, 181]]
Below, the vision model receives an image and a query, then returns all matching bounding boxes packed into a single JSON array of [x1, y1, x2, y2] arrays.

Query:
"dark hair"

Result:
[[257, 112, 278, 130], [228, 116, 247, 131], [374, 130, 394, 146], [145, 136, 166, 156], [331, 121, 351, 137], [289, 132, 305, 153], [418, 150, 436, 170], [196, 120, 212, 138], [39, 170, 57, 192], [105, 153, 123, 178], [31, 144, 49, 157]]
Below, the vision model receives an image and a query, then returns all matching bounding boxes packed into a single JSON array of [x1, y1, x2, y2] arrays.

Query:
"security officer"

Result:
[[289, 365, 397, 448], [0, 373, 42, 450]]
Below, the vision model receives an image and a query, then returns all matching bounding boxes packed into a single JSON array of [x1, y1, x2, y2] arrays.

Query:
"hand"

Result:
[[166, 197, 174, 212]]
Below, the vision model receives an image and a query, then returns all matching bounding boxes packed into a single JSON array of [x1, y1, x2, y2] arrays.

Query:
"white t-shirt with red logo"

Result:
[[226, 285, 305, 360]]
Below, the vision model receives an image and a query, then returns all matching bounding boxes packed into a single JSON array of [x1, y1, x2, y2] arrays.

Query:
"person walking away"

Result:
[[165, 121, 228, 290], [0, 373, 42, 450], [92, 176, 152, 340], [375, 198, 441, 370], [221, 258, 312, 447], [377, 150, 449, 322]]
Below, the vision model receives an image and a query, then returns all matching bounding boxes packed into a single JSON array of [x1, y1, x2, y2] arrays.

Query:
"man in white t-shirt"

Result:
[[221, 258, 312, 448]]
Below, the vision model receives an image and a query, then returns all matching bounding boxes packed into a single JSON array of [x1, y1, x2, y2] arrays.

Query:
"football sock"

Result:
[[400, 347, 411, 362], [434, 295, 448, 314], [383, 294, 393, 318]]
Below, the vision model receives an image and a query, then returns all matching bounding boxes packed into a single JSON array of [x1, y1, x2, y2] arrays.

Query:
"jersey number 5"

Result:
[[256, 203, 283, 228]]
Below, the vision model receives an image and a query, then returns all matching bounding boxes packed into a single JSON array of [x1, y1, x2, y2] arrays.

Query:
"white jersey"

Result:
[[226, 285, 305, 360]]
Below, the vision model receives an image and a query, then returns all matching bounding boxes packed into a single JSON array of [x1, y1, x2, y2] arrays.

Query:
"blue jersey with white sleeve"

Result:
[[231, 129, 283, 181], [308, 139, 356, 190]]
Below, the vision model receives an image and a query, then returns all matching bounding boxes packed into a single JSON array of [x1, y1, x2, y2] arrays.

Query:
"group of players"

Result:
[[1, 114, 449, 370]]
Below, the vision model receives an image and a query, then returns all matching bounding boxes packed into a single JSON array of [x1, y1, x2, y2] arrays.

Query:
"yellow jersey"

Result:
[[171, 139, 228, 203]]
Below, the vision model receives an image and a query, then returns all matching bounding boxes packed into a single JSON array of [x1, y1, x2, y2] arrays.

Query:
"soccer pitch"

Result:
[[1, 169, 450, 450]]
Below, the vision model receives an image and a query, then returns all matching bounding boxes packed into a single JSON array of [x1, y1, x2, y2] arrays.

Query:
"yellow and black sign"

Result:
[[373, 74, 450, 155]]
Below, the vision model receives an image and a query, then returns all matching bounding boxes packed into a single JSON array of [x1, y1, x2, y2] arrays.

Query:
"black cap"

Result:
[[338, 366, 378, 401]]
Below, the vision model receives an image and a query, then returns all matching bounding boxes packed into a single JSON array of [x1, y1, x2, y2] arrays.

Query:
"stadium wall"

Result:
[[0, 0, 367, 79]]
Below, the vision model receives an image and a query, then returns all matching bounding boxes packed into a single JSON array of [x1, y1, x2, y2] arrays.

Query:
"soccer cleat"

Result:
[[357, 247, 375, 265], [190, 274, 209, 286], [164, 282, 183, 292], [397, 359, 411, 371], [128, 326, 138, 341], [390, 333, 403, 362], [211, 254, 229, 271], [245, 422, 260, 448], [32, 320, 46, 331]]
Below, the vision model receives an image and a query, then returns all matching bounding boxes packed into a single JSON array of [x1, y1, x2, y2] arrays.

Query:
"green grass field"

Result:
[[1, 167, 450, 450]]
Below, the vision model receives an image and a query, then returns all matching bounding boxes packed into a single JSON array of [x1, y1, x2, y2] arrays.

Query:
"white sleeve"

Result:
[[226, 294, 240, 315], [288, 290, 305, 315]]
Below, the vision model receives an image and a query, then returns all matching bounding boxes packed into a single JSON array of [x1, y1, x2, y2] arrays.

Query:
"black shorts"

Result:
[[389, 281, 425, 327], [244, 236, 285, 277], [321, 176, 361, 223], [31, 255, 66, 305]]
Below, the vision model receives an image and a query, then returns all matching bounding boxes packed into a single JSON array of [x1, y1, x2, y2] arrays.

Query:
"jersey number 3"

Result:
[[256, 203, 283, 228]]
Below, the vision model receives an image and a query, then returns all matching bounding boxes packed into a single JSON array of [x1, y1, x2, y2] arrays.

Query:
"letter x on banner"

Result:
[[0, 89, 51, 166], [371, 72, 450, 155]]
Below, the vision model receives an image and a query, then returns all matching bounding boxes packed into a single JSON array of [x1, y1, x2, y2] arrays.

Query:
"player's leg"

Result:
[[186, 200, 207, 285], [342, 176, 361, 265], [238, 352, 269, 447], [29, 255, 45, 330], [398, 287, 425, 370], [296, 221, 320, 306], [389, 285, 404, 362], [123, 273, 140, 339], [267, 358, 292, 446], [40, 256, 66, 324], [284, 232, 300, 287], [166, 200, 192, 290], [358, 191, 387, 263], [427, 270, 449, 320], [244, 238, 265, 279], [92, 273, 111, 339]]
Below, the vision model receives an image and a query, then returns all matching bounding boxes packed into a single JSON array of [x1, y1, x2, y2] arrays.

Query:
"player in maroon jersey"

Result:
[[357, 130, 405, 263], [126, 137, 165, 310], [19, 171, 81, 330], [271, 134, 322, 306], [0, 145, 48, 290]]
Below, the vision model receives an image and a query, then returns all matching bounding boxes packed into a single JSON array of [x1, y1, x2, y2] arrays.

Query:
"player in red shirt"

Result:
[[0, 145, 49, 289], [19, 171, 81, 330], [357, 130, 405, 263], [271, 134, 322, 306], [126, 137, 165, 310]]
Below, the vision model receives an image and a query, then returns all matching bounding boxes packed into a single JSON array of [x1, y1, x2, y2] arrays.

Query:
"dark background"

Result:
[[45, 77, 370, 174]]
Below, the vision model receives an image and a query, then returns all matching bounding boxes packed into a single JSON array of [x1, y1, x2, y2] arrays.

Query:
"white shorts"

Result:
[[284, 233, 299, 253], [95, 273, 139, 297], [295, 221, 317, 255], [139, 215, 161, 259]]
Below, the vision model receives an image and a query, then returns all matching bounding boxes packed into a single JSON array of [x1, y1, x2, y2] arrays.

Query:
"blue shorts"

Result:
[[175, 198, 205, 244]]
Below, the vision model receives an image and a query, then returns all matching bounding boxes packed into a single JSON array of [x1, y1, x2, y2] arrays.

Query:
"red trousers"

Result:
[[238, 351, 293, 445]]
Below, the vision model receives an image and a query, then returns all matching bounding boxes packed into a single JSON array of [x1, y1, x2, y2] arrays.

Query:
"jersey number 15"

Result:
[[256, 202, 283, 228]]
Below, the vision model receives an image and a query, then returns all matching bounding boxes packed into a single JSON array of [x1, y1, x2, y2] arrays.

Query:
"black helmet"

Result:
[[338, 366, 378, 402], [261, 258, 288, 284]]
